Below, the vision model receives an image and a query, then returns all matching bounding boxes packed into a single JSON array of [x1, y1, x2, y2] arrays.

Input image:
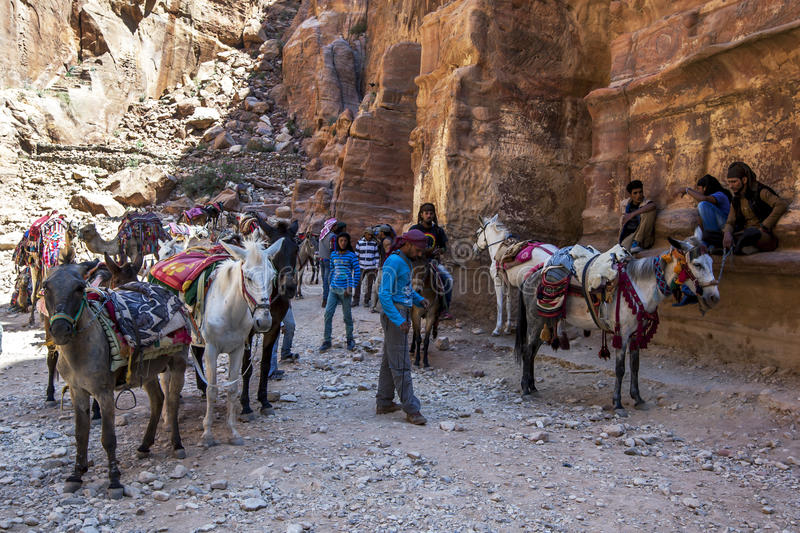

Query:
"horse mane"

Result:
[[624, 254, 658, 281]]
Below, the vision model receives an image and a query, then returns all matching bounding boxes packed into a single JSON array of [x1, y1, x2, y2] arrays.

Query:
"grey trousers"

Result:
[[376, 305, 421, 415]]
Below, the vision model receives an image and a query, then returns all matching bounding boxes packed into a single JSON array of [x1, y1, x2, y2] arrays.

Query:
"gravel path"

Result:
[[1, 283, 799, 532]]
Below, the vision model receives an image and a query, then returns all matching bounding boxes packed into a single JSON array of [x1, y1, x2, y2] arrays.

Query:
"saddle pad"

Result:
[[87, 283, 189, 349], [149, 245, 229, 292], [183, 206, 206, 221], [536, 265, 571, 318], [570, 244, 629, 294], [117, 213, 167, 256]]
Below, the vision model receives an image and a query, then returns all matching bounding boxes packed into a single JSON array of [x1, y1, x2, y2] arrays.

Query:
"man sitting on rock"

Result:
[[712, 162, 789, 255], [619, 180, 657, 254]]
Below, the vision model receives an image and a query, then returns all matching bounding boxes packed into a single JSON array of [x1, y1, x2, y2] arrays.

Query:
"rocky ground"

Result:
[[0, 286, 799, 532]]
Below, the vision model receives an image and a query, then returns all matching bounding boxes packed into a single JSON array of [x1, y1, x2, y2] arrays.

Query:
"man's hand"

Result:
[[621, 213, 632, 225], [344, 289, 351, 298], [723, 231, 733, 250], [400, 321, 410, 333]]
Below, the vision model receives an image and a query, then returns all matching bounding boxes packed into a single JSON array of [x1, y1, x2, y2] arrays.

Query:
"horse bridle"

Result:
[[239, 265, 273, 316], [475, 219, 513, 251], [669, 246, 718, 296]]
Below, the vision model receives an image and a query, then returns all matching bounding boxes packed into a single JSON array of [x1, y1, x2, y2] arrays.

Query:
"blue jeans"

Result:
[[436, 264, 453, 309], [269, 307, 295, 376], [321, 259, 331, 302], [323, 287, 353, 343], [698, 201, 727, 232]]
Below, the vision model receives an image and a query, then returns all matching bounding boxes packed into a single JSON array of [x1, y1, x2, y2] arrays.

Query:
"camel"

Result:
[[79, 223, 142, 264]]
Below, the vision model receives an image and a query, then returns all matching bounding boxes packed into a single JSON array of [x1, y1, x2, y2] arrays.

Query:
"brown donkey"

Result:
[[43, 264, 187, 498]]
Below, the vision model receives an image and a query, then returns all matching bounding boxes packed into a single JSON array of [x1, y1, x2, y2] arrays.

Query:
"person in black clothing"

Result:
[[410, 203, 453, 319]]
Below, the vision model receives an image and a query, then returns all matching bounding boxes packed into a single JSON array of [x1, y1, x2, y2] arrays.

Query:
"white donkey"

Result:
[[196, 237, 281, 446], [474, 215, 558, 336]]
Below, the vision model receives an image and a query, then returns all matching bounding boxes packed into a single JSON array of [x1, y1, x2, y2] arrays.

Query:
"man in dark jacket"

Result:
[[714, 162, 788, 254], [410, 203, 453, 319]]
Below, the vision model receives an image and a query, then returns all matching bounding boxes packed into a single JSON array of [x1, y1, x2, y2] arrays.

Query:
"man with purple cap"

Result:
[[376, 229, 430, 425]]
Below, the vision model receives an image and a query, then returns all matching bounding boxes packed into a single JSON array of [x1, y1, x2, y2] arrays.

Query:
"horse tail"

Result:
[[514, 287, 527, 365]]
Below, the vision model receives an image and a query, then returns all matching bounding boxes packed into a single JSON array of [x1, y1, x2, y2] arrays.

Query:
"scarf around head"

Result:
[[320, 218, 337, 240]]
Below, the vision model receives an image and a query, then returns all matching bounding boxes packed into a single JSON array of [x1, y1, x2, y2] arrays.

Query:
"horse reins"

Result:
[[476, 220, 513, 251]]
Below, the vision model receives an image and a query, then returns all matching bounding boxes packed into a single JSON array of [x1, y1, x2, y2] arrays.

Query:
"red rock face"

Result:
[[583, 0, 800, 248]]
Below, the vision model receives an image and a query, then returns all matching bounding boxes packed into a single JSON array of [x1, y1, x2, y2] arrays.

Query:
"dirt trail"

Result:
[[1, 281, 799, 532]]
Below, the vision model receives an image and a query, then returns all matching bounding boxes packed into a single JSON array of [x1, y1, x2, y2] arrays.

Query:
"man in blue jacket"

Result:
[[376, 229, 429, 425]]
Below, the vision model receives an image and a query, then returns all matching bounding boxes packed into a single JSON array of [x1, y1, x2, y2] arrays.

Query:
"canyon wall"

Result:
[[283, 0, 799, 366]]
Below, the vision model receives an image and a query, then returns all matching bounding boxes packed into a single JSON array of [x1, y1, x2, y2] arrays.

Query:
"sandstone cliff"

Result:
[[0, 0, 273, 173], [281, 0, 799, 366]]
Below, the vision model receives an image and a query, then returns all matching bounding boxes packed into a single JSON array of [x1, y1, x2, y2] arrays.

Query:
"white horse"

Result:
[[197, 237, 280, 446], [474, 215, 558, 336], [515, 229, 721, 415]]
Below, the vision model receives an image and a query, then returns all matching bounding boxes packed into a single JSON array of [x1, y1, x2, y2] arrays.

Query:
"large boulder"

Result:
[[106, 164, 176, 207], [70, 192, 125, 217], [186, 107, 221, 129]]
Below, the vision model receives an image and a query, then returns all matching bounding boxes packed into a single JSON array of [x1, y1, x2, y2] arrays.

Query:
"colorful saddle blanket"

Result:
[[239, 213, 259, 236], [148, 245, 230, 310], [118, 212, 167, 256], [15, 212, 70, 270], [536, 265, 572, 318], [86, 284, 190, 376]]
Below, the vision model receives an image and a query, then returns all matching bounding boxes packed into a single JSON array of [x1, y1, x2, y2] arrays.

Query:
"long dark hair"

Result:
[[697, 174, 732, 203], [417, 202, 438, 225], [333, 232, 354, 253]]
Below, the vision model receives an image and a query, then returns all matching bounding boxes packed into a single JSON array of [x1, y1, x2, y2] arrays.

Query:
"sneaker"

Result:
[[376, 402, 402, 415], [629, 241, 642, 254], [347, 339, 356, 351], [280, 352, 299, 363], [318, 341, 331, 353], [370, 307, 378, 314], [405, 412, 427, 425], [440, 311, 453, 320], [352, 302, 359, 308], [268, 369, 285, 381]]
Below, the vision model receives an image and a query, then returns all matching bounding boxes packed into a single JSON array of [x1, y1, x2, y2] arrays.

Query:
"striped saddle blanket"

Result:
[[148, 245, 229, 293]]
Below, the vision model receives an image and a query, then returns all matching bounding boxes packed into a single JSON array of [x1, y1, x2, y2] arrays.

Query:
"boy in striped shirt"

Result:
[[353, 228, 379, 307], [320, 232, 360, 352]]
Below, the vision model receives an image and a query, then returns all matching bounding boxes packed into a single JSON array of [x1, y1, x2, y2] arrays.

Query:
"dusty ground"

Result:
[[1, 280, 799, 533]]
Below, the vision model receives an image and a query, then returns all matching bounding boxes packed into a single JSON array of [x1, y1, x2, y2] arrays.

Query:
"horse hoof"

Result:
[[108, 487, 124, 500], [136, 448, 150, 459], [614, 408, 629, 418], [173, 448, 187, 459], [633, 401, 648, 410], [491, 330, 501, 337], [521, 392, 538, 401], [423, 363, 430, 369], [260, 406, 275, 416], [229, 436, 244, 446], [200, 437, 218, 448], [45, 400, 57, 408], [239, 412, 256, 423], [63, 481, 82, 493]]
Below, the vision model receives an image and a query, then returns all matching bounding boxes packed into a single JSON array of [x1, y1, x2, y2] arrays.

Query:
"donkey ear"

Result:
[[667, 236, 688, 251], [104, 253, 120, 273], [490, 214, 498, 224], [264, 237, 284, 260], [132, 253, 144, 273], [59, 246, 75, 265], [254, 213, 278, 241], [220, 241, 247, 261], [288, 220, 299, 235]]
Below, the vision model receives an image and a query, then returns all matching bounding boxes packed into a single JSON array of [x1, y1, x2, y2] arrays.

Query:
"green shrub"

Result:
[[183, 163, 244, 198], [350, 20, 367, 35], [286, 118, 297, 135], [302, 127, 312, 138], [126, 158, 140, 168], [57, 92, 71, 108]]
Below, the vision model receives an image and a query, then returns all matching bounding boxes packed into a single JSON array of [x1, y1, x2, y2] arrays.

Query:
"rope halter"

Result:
[[49, 297, 86, 335]]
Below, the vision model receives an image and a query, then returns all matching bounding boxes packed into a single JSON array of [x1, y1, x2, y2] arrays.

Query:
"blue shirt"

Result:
[[330, 250, 360, 290], [379, 251, 425, 326], [711, 191, 731, 219]]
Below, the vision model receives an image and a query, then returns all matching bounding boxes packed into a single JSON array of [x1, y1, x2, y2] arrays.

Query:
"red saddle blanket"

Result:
[[149, 245, 229, 292]]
